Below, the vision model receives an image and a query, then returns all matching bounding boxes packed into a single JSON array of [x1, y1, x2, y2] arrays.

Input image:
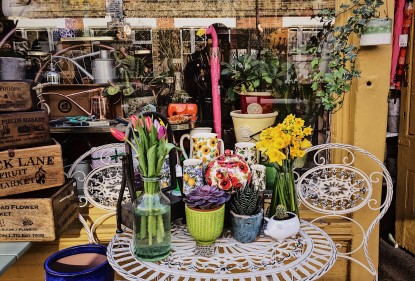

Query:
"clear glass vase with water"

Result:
[[133, 177, 171, 261]]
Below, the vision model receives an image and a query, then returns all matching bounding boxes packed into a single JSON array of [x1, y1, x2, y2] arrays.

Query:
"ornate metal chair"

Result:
[[67, 143, 128, 244], [297, 143, 393, 280]]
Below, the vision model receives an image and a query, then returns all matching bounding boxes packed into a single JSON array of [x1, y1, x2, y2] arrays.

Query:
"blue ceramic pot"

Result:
[[231, 209, 263, 243], [44, 244, 114, 281]]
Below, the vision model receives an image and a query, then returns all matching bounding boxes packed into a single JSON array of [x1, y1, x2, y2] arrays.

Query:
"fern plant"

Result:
[[230, 184, 262, 216]]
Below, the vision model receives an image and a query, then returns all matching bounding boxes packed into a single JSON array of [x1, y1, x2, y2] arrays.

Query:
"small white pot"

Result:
[[264, 212, 300, 242]]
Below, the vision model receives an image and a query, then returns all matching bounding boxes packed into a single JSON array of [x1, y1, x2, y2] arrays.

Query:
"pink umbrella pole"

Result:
[[206, 25, 222, 139]]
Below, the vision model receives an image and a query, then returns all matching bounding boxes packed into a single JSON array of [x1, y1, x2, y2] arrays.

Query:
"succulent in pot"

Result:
[[264, 205, 300, 242], [230, 183, 263, 243], [184, 185, 231, 210], [184, 185, 231, 247]]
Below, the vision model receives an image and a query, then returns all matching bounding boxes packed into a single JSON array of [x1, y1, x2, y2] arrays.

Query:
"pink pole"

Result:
[[205, 25, 222, 139]]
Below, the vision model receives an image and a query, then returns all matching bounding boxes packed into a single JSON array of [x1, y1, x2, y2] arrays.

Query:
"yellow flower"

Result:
[[183, 173, 189, 181], [303, 126, 313, 136], [285, 114, 295, 122], [301, 139, 312, 149], [281, 133, 291, 146], [295, 118, 305, 127], [275, 138, 285, 149], [267, 148, 287, 166]]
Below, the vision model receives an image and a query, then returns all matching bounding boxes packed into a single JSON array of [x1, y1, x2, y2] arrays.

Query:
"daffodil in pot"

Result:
[[110, 115, 176, 261], [183, 185, 231, 246], [256, 114, 312, 217]]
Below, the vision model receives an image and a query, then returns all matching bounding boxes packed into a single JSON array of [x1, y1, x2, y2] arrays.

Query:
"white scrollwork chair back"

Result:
[[297, 143, 393, 280], [67, 143, 129, 244]]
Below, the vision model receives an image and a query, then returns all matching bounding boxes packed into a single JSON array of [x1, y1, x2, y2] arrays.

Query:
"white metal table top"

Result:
[[107, 220, 337, 281]]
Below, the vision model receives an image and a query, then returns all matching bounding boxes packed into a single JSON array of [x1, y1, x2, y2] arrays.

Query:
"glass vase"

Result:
[[269, 170, 299, 217], [133, 177, 171, 261]]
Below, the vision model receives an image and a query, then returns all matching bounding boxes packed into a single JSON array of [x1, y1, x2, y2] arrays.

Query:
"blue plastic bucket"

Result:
[[44, 244, 114, 281]]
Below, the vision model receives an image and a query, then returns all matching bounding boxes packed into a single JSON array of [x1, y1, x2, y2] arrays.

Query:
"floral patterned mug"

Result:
[[182, 159, 204, 195], [180, 133, 224, 165], [235, 142, 258, 166]]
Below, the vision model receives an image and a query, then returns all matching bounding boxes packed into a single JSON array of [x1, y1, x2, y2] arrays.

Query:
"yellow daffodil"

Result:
[[301, 139, 312, 149], [295, 118, 305, 127], [303, 126, 313, 136], [267, 148, 287, 166]]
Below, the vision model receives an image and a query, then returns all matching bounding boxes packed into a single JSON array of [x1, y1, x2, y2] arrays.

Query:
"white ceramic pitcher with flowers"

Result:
[[180, 132, 224, 165]]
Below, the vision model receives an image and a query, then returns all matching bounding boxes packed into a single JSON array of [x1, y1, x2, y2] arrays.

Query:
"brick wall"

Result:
[[19, 0, 334, 19]]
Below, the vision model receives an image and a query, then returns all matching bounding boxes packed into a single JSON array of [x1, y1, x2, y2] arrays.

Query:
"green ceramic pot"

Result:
[[185, 204, 225, 245]]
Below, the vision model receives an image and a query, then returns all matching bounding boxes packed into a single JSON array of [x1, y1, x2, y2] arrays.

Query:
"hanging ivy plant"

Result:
[[309, 0, 385, 112]]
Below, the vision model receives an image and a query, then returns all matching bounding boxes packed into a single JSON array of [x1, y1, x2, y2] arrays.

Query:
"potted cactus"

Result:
[[230, 183, 263, 243], [183, 185, 231, 246], [263, 205, 300, 242]]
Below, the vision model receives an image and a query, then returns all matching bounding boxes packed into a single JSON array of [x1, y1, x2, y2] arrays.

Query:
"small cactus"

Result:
[[274, 205, 289, 220]]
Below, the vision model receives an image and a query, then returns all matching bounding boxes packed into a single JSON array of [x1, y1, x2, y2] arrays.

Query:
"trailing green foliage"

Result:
[[309, 0, 385, 112]]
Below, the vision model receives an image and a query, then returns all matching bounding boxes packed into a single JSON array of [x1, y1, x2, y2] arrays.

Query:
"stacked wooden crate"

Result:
[[0, 80, 79, 242]]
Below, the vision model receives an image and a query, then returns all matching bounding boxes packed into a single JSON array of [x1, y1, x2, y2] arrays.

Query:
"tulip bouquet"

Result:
[[111, 115, 176, 256], [256, 114, 312, 217]]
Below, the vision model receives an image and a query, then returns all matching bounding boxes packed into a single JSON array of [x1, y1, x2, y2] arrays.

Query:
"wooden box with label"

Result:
[[0, 139, 65, 197], [0, 111, 50, 151], [0, 80, 35, 112], [0, 179, 79, 241]]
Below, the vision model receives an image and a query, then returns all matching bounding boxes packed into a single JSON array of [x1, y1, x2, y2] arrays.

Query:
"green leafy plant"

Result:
[[105, 47, 168, 99], [230, 184, 262, 216], [221, 50, 290, 100], [309, 0, 385, 112]]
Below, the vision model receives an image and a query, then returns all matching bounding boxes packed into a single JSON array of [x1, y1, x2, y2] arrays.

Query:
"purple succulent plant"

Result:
[[184, 185, 231, 210]]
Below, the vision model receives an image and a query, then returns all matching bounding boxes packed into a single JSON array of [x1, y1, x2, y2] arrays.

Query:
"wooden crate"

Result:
[[0, 139, 65, 197], [0, 179, 79, 241], [0, 80, 35, 112], [0, 110, 50, 151]]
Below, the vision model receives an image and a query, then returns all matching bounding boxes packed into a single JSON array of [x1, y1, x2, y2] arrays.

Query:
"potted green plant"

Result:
[[230, 183, 263, 243], [183, 185, 231, 246], [264, 205, 300, 243], [221, 50, 289, 114], [104, 47, 169, 117]]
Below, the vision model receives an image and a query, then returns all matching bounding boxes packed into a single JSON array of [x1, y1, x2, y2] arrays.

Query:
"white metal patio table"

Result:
[[107, 220, 337, 281]]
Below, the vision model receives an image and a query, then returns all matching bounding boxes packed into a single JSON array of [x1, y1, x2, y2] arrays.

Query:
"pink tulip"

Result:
[[153, 119, 160, 131], [130, 115, 139, 129], [158, 126, 167, 140], [110, 128, 126, 141], [145, 116, 152, 132]]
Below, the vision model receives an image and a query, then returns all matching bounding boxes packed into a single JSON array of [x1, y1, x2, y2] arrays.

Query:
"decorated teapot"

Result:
[[205, 150, 251, 192]]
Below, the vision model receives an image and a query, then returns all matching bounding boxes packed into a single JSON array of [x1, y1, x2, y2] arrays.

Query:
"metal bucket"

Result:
[[0, 57, 26, 80]]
